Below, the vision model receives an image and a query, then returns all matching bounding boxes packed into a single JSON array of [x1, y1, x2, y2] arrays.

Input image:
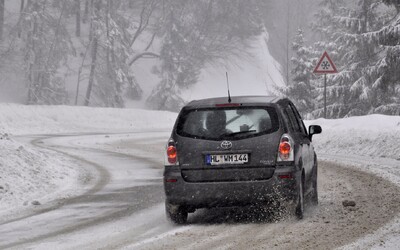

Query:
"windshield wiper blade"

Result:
[[223, 130, 257, 137]]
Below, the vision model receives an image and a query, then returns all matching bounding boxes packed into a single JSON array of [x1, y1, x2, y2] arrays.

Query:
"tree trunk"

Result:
[[28, 14, 39, 104], [84, 37, 97, 106], [18, 0, 24, 38], [75, 0, 80, 37], [20, 0, 24, 12], [19, 0, 25, 11], [88, 0, 94, 42], [83, 0, 88, 23], [106, 0, 111, 76], [84, 0, 99, 106], [0, 0, 5, 41]]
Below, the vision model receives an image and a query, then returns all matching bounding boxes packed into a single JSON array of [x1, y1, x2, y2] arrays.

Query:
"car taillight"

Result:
[[165, 138, 178, 165], [277, 135, 294, 162], [167, 145, 177, 164], [279, 141, 291, 158]]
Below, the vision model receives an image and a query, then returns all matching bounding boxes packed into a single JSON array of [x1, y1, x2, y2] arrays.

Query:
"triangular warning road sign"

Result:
[[313, 51, 338, 74]]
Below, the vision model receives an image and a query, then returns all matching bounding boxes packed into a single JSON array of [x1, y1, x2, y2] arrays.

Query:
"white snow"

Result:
[[0, 135, 80, 214], [0, 103, 177, 135], [1, 104, 399, 248], [306, 114, 400, 161], [0, 104, 177, 221]]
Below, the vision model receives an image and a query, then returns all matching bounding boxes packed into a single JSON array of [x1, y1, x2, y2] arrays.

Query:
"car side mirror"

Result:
[[309, 125, 322, 141]]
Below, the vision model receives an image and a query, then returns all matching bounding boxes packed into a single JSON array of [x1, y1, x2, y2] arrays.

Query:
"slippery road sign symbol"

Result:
[[313, 51, 338, 74]]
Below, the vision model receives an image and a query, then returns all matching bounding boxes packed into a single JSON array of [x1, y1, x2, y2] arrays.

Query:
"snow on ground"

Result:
[[0, 103, 177, 135], [1, 103, 399, 248], [0, 134, 81, 215], [306, 115, 400, 191], [0, 104, 177, 219], [306, 114, 400, 160]]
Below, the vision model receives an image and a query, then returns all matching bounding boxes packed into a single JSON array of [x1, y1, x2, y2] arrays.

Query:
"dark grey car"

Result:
[[163, 96, 322, 224]]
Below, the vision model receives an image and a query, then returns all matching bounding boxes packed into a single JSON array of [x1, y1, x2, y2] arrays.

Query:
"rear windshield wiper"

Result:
[[222, 130, 257, 137]]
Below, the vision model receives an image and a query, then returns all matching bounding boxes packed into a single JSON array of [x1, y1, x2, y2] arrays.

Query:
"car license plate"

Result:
[[206, 154, 249, 165]]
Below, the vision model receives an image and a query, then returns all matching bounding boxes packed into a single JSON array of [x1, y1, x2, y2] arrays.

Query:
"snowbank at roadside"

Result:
[[0, 134, 81, 215], [306, 114, 400, 160], [0, 103, 177, 135], [0, 104, 177, 217]]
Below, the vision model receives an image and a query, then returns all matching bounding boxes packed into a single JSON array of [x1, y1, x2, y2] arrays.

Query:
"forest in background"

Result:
[[0, 0, 399, 118], [0, 0, 270, 111]]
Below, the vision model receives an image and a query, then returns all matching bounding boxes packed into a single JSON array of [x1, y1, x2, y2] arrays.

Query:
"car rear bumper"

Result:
[[163, 165, 300, 208]]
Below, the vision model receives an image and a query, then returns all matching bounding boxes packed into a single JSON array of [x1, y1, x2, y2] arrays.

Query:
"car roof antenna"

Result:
[[226, 72, 231, 103]]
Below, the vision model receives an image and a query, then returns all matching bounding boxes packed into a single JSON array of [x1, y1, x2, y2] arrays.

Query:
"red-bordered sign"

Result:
[[313, 51, 338, 74]]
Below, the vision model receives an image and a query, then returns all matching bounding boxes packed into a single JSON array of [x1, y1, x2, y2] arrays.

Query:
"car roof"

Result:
[[184, 95, 287, 108]]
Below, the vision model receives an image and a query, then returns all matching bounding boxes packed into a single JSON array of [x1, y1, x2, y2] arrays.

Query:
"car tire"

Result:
[[311, 162, 318, 206], [295, 177, 304, 219], [165, 202, 188, 224]]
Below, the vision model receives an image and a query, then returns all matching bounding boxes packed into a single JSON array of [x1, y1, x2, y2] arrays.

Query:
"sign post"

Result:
[[313, 51, 338, 119]]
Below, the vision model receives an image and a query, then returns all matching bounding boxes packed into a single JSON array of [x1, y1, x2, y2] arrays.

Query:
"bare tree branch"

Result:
[[144, 31, 157, 51], [129, 0, 157, 48], [128, 51, 159, 66]]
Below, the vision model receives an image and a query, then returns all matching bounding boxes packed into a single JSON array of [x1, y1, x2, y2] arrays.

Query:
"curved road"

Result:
[[0, 132, 399, 249]]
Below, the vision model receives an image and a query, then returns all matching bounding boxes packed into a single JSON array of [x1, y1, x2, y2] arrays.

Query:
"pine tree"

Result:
[[20, 0, 73, 105], [147, 0, 264, 111], [285, 29, 316, 118], [366, 0, 400, 115], [310, 0, 352, 118], [146, 0, 200, 110], [311, 0, 397, 117], [85, 0, 148, 107], [336, 0, 398, 116]]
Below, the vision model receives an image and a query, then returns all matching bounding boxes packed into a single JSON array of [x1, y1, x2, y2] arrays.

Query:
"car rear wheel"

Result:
[[165, 202, 188, 224], [295, 178, 304, 219]]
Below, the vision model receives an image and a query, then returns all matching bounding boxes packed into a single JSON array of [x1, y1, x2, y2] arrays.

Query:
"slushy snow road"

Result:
[[0, 104, 399, 249]]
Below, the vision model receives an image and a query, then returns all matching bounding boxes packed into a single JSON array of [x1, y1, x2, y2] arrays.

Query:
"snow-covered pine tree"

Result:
[[337, 0, 395, 116], [284, 29, 316, 118], [85, 0, 146, 107], [146, 0, 201, 111], [145, 24, 190, 110], [20, 0, 73, 105], [311, 0, 395, 117], [311, 0, 356, 118], [146, 0, 264, 111], [362, 1, 400, 115]]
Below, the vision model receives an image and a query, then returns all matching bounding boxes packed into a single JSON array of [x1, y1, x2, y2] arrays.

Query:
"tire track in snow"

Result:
[[0, 134, 111, 226], [0, 132, 167, 249]]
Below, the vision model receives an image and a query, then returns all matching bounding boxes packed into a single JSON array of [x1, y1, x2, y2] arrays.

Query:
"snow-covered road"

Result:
[[0, 132, 171, 249], [1, 105, 399, 249], [1, 131, 399, 249]]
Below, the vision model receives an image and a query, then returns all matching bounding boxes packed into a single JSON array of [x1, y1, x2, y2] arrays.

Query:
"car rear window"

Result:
[[176, 107, 279, 140]]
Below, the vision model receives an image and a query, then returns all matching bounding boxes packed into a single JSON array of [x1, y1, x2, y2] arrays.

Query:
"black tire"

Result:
[[165, 202, 188, 224], [311, 161, 318, 206], [295, 177, 304, 219]]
